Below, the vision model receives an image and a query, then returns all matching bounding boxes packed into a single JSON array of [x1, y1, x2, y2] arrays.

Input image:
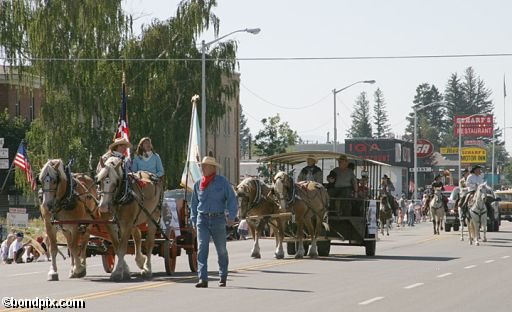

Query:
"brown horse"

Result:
[[235, 177, 286, 259], [39, 159, 105, 281], [379, 195, 393, 236], [96, 156, 162, 281], [272, 171, 328, 259]]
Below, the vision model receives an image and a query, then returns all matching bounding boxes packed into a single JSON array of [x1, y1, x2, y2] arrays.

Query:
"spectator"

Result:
[[237, 219, 249, 240], [408, 201, 415, 226], [7, 232, 26, 264], [1, 234, 15, 263]]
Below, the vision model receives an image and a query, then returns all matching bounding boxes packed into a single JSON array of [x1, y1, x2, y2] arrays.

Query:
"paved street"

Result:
[[1, 221, 512, 312]]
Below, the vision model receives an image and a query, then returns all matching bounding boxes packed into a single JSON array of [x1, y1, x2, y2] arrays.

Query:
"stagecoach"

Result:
[[258, 151, 390, 257]]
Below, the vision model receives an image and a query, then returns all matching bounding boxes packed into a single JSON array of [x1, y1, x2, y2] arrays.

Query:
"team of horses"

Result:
[[39, 157, 162, 282]]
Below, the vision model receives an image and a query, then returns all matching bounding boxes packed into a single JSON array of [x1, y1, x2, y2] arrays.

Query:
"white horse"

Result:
[[429, 187, 445, 235], [467, 183, 493, 246]]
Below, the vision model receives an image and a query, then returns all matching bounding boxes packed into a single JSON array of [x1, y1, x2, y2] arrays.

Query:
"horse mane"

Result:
[[39, 159, 67, 182], [97, 157, 123, 182]]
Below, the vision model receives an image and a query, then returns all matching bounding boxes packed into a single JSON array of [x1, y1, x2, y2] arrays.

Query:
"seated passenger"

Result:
[[297, 157, 322, 184]]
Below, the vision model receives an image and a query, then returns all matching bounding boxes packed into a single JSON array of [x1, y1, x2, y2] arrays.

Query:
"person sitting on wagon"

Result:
[[297, 157, 323, 184], [327, 155, 357, 216], [96, 137, 132, 174], [132, 137, 165, 180], [459, 165, 485, 211]]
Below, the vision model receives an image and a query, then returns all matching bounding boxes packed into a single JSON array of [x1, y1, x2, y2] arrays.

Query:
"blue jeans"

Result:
[[197, 215, 228, 281]]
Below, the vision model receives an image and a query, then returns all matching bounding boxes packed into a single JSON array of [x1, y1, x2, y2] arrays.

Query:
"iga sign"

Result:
[[454, 115, 493, 137], [416, 139, 433, 158], [345, 139, 413, 166]]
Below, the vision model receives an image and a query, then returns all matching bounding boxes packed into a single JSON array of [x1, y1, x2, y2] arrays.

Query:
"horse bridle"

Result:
[[41, 172, 60, 193], [274, 174, 296, 205]]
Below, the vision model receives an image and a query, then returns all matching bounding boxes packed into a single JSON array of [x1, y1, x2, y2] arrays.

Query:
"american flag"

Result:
[[14, 143, 36, 191], [113, 82, 130, 157]]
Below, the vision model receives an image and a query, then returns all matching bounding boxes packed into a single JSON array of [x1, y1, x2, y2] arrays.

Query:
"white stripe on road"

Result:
[[359, 297, 384, 305], [464, 265, 477, 269], [437, 273, 453, 278], [10, 271, 42, 277], [404, 283, 424, 289], [485, 260, 495, 264], [502, 256, 510, 259]]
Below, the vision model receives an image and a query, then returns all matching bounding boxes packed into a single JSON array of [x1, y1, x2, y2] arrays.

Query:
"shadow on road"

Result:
[[232, 286, 313, 293], [313, 254, 459, 262]]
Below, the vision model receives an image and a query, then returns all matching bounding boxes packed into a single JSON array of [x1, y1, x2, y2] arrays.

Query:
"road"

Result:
[[1, 221, 512, 312]]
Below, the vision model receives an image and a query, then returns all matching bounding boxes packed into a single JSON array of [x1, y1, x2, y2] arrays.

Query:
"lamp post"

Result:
[[413, 101, 446, 202], [333, 80, 376, 152], [201, 28, 260, 157]]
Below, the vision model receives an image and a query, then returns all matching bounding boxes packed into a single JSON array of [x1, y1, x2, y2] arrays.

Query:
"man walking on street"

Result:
[[191, 156, 238, 288]]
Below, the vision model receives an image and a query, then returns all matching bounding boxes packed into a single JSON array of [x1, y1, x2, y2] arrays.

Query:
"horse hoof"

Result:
[[141, 270, 153, 279], [295, 254, 304, 259], [48, 272, 59, 281], [274, 253, 284, 260], [110, 272, 124, 282], [251, 253, 261, 259]]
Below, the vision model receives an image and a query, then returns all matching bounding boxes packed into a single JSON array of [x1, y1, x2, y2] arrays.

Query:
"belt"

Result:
[[199, 212, 224, 217]]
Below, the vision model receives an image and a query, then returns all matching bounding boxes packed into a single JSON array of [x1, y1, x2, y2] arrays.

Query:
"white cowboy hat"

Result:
[[306, 156, 317, 163], [109, 137, 132, 150], [200, 156, 222, 168]]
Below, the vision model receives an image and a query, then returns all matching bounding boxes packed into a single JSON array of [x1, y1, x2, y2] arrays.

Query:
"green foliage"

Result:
[[0, 0, 238, 189], [347, 91, 372, 138], [373, 88, 392, 139], [254, 114, 299, 156]]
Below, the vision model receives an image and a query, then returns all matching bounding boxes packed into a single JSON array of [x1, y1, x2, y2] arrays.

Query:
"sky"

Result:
[[124, 0, 512, 153]]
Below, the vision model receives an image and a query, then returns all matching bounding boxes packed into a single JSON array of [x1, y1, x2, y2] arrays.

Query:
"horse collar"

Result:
[[250, 179, 262, 208]]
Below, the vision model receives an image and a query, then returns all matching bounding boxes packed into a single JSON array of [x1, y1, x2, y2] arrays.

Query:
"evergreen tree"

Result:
[[373, 88, 391, 138], [239, 105, 251, 159], [347, 92, 372, 138]]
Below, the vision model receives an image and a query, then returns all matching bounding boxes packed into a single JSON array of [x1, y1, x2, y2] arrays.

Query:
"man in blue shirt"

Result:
[[191, 156, 237, 288]]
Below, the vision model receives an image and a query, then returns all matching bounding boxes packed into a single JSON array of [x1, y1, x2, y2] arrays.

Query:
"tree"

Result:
[[239, 105, 251, 159], [254, 114, 299, 156], [373, 88, 392, 138], [347, 92, 372, 138], [0, 0, 238, 189]]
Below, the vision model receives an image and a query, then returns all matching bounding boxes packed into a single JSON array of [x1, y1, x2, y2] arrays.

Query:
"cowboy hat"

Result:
[[470, 165, 482, 173], [434, 174, 442, 179], [306, 156, 317, 163], [200, 156, 222, 168], [109, 137, 132, 150], [462, 168, 469, 174], [338, 155, 348, 161]]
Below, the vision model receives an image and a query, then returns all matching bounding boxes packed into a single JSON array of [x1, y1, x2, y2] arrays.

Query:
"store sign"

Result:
[[409, 167, 433, 172], [416, 139, 434, 158], [464, 140, 484, 146], [440, 147, 459, 155], [454, 115, 493, 137], [461, 147, 487, 163], [345, 139, 413, 166]]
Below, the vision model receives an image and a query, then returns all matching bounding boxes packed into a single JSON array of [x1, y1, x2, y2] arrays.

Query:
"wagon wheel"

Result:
[[101, 246, 115, 273], [164, 231, 177, 275], [188, 230, 198, 272]]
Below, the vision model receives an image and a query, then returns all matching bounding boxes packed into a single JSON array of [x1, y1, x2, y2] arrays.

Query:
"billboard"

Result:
[[461, 147, 487, 163], [454, 115, 493, 137]]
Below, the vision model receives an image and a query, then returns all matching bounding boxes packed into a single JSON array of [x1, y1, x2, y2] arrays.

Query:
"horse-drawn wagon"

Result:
[[257, 151, 390, 257]]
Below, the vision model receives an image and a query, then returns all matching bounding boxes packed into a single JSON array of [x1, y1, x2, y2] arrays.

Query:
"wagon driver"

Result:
[[297, 156, 323, 183]]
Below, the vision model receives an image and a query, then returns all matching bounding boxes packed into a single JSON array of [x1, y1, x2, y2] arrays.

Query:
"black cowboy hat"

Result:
[[382, 174, 389, 179], [470, 165, 482, 173], [434, 174, 442, 179], [462, 168, 469, 174]]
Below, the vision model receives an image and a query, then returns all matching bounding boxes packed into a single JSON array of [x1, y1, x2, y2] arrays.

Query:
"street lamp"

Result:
[[413, 101, 447, 202], [201, 28, 261, 157], [333, 80, 376, 152]]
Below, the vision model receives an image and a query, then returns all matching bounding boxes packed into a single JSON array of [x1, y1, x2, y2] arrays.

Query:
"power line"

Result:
[[3, 52, 512, 62]]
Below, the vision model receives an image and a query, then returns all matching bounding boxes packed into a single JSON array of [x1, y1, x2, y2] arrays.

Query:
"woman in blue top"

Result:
[[132, 137, 164, 178]]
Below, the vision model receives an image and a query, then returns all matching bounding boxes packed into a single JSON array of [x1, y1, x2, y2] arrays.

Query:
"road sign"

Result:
[[0, 147, 8, 158], [0, 159, 8, 169], [440, 147, 459, 154], [416, 139, 434, 158], [409, 167, 433, 172]]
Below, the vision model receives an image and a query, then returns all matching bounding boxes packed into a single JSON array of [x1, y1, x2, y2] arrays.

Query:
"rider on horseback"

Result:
[[379, 174, 396, 210], [430, 174, 448, 212], [459, 165, 484, 212]]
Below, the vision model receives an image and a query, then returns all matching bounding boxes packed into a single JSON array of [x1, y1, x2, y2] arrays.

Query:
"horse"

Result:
[[450, 187, 470, 241], [235, 177, 286, 259], [379, 194, 393, 236], [272, 171, 328, 259], [429, 187, 445, 235], [96, 156, 163, 281], [39, 159, 105, 281], [467, 183, 493, 246]]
